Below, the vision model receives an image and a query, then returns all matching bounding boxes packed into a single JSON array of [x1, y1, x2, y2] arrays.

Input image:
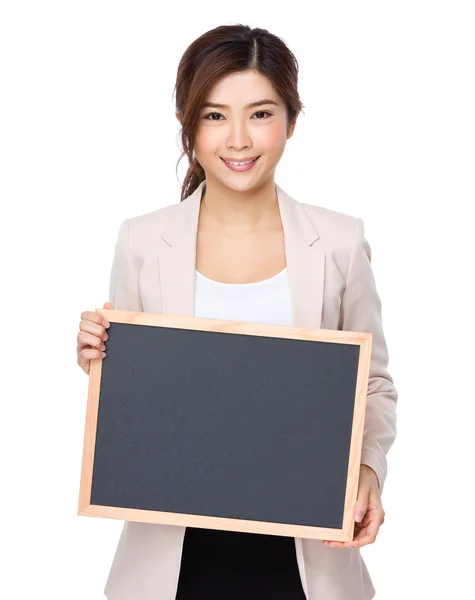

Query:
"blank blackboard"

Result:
[[79, 310, 372, 542]]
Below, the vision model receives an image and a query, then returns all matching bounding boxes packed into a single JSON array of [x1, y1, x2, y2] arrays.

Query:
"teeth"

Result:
[[226, 158, 256, 166]]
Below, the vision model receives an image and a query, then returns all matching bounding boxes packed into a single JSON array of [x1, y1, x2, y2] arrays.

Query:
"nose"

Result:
[[225, 117, 252, 151]]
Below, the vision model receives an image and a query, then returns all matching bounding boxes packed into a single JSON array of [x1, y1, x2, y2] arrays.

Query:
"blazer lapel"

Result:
[[157, 183, 203, 319], [158, 180, 325, 329], [276, 184, 325, 330]]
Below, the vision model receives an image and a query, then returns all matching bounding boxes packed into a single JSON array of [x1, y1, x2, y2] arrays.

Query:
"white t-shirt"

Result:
[[194, 268, 292, 326]]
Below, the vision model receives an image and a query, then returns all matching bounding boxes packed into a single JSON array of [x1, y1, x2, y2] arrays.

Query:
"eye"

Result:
[[252, 111, 272, 119], [203, 112, 224, 121], [202, 111, 273, 120]]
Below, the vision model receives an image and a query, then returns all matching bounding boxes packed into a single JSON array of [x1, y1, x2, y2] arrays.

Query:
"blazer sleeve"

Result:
[[108, 219, 143, 312], [339, 218, 398, 496]]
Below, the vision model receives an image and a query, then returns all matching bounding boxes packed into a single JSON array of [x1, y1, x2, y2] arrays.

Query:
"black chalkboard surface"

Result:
[[78, 309, 372, 542]]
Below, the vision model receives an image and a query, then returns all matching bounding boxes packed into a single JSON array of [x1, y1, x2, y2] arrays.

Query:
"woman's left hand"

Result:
[[323, 464, 385, 549]]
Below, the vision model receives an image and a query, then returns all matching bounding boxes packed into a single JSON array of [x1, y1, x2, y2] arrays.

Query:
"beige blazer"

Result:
[[104, 179, 398, 600]]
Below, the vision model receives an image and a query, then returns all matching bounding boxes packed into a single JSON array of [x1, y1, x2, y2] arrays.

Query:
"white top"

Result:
[[194, 268, 292, 326]]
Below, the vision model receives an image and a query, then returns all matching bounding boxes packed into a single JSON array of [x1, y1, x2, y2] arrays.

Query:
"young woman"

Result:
[[77, 24, 398, 600]]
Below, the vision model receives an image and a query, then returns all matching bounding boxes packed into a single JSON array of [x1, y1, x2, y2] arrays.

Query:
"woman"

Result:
[[77, 24, 398, 600]]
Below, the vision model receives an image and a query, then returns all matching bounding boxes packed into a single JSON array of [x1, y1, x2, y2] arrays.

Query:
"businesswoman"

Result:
[[76, 24, 398, 600]]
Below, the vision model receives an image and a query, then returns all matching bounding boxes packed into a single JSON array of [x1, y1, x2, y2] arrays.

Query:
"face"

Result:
[[177, 70, 298, 193]]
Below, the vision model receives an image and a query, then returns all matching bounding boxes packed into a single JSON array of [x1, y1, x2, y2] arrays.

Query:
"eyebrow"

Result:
[[201, 99, 279, 110]]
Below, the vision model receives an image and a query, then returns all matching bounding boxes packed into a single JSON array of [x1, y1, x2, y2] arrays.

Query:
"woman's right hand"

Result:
[[77, 302, 114, 375]]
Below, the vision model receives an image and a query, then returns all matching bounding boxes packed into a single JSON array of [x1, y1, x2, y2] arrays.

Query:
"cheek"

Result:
[[259, 123, 287, 151], [195, 129, 220, 155]]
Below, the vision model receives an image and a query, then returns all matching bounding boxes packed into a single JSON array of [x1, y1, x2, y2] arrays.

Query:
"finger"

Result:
[[80, 310, 110, 329], [323, 535, 367, 549], [79, 318, 108, 341], [323, 526, 364, 549], [323, 539, 358, 549], [103, 302, 114, 309], [77, 347, 107, 373], [355, 482, 371, 523], [323, 510, 376, 549], [331, 511, 383, 549], [355, 502, 368, 523], [77, 331, 107, 352], [348, 516, 381, 548], [77, 322, 108, 344]]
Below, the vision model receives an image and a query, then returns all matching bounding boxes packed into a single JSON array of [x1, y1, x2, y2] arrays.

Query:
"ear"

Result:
[[176, 112, 182, 125], [287, 110, 300, 140]]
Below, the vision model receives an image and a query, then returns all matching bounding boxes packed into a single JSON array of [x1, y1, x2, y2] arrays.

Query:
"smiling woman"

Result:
[[195, 78, 285, 182], [78, 21, 398, 600], [173, 26, 304, 203]]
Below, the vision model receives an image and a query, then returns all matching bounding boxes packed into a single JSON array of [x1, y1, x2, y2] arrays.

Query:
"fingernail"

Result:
[[103, 320, 109, 328], [102, 352, 107, 357], [101, 344, 106, 351]]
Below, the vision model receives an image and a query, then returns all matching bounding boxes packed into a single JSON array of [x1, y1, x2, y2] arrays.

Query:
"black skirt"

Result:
[[175, 526, 307, 599]]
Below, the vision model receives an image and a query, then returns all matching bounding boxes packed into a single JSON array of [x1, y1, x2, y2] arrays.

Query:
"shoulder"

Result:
[[110, 200, 183, 266], [127, 202, 179, 235], [297, 199, 364, 245], [119, 200, 185, 256]]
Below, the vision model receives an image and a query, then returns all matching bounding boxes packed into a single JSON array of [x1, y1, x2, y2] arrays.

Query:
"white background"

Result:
[[2, 1, 474, 598]]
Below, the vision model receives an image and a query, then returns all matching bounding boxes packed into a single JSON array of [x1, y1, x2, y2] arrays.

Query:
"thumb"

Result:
[[103, 302, 114, 309], [355, 489, 370, 523]]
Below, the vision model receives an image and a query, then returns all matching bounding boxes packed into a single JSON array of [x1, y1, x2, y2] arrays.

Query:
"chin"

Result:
[[205, 171, 252, 189], [224, 178, 262, 193]]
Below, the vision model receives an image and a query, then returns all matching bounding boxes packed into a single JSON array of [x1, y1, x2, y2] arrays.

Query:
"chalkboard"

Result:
[[78, 309, 372, 542]]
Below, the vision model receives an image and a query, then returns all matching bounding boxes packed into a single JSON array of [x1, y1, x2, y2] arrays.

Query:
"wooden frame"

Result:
[[78, 309, 372, 542]]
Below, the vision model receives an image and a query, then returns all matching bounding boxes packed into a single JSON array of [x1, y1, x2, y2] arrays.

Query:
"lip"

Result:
[[221, 156, 260, 172], [221, 156, 260, 162]]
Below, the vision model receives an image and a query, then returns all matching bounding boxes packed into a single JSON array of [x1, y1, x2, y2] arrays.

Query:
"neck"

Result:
[[199, 176, 281, 234]]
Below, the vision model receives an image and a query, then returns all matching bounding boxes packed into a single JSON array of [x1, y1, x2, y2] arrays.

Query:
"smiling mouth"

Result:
[[221, 156, 260, 171], [222, 157, 259, 165]]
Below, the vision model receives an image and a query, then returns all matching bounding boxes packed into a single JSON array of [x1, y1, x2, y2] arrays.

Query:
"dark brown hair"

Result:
[[173, 24, 305, 202]]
